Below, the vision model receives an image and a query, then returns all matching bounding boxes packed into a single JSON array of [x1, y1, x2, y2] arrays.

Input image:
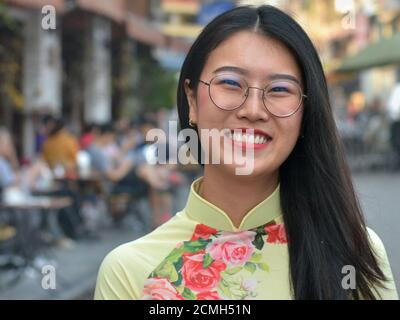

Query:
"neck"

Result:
[[201, 165, 279, 228]]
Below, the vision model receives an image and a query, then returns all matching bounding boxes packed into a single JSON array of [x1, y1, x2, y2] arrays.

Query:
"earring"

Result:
[[189, 119, 196, 127]]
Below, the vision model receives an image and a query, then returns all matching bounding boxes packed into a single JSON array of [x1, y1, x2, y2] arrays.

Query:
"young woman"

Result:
[[95, 5, 398, 300]]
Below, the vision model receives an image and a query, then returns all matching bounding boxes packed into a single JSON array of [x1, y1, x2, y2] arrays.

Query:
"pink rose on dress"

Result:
[[196, 291, 221, 300], [206, 231, 256, 267], [191, 224, 218, 241], [264, 224, 287, 244], [181, 250, 226, 292], [142, 277, 184, 300]]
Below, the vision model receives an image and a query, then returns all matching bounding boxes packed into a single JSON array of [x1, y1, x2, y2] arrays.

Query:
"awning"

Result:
[[126, 13, 166, 47], [126, 13, 191, 52], [6, 0, 65, 11], [76, 0, 126, 23], [6, 0, 190, 52], [336, 32, 400, 73], [161, 0, 200, 15], [161, 22, 203, 38]]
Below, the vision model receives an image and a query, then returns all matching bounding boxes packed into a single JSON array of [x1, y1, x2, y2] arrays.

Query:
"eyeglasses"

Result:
[[199, 74, 307, 118]]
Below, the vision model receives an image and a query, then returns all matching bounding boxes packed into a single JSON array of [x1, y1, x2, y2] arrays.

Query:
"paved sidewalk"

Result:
[[0, 223, 140, 300]]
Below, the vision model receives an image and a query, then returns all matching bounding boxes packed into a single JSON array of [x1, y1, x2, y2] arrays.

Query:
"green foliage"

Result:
[[137, 57, 178, 112], [0, 5, 23, 110]]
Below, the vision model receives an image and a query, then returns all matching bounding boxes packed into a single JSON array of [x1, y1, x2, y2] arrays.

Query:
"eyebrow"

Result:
[[212, 66, 301, 85]]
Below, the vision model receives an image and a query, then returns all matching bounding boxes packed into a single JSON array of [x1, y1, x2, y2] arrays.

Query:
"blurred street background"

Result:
[[0, 0, 399, 299]]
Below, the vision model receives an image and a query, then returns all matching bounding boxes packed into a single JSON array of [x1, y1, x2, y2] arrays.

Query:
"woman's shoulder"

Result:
[[94, 211, 197, 300], [365, 227, 399, 300], [366, 227, 385, 253]]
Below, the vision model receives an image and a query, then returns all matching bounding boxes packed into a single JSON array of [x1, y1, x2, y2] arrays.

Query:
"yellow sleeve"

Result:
[[66, 135, 79, 167], [366, 227, 399, 300], [94, 245, 140, 300]]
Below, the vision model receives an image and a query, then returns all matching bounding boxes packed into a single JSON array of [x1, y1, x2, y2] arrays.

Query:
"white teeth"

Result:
[[234, 132, 242, 141], [229, 131, 270, 144]]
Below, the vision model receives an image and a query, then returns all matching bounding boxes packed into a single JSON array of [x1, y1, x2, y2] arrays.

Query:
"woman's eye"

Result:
[[221, 79, 241, 88], [270, 86, 289, 93]]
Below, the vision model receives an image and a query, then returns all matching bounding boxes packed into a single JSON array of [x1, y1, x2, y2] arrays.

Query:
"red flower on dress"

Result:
[[191, 224, 218, 241], [181, 250, 226, 292], [264, 224, 288, 244], [142, 277, 184, 300]]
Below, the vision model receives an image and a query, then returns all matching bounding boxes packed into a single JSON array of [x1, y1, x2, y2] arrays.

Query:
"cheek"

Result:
[[274, 114, 303, 154], [196, 88, 225, 126]]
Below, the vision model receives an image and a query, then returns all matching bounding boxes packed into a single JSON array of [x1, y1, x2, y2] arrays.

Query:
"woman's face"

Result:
[[185, 30, 304, 178]]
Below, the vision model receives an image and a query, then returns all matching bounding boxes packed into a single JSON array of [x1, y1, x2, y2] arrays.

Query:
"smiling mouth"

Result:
[[223, 129, 272, 150], [226, 129, 272, 143]]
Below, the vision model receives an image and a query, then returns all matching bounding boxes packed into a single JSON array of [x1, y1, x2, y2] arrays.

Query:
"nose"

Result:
[[235, 87, 271, 122]]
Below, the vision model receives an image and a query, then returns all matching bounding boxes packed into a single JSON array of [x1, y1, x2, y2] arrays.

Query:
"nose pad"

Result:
[[238, 87, 270, 121], [245, 87, 265, 106]]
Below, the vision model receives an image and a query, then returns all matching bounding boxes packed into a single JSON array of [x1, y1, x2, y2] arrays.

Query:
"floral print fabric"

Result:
[[142, 221, 287, 300]]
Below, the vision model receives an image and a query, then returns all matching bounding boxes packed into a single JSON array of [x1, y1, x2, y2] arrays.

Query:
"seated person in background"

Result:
[[0, 153, 17, 191], [0, 127, 19, 170], [41, 117, 80, 177], [41, 118, 84, 239], [79, 123, 99, 150], [130, 115, 181, 229], [87, 123, 164, 189], [87, 122, 170, 223], [0, 127, 18, 190]]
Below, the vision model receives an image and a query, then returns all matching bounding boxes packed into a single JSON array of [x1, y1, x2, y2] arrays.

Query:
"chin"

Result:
[[219, 159, 276, 179]]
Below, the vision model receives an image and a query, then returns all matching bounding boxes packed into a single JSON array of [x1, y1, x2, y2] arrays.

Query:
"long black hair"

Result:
[[177, 5, 387, 299]]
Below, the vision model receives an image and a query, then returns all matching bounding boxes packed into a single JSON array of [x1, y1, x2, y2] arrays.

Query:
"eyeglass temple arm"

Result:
[[199, 80, 210, 86]]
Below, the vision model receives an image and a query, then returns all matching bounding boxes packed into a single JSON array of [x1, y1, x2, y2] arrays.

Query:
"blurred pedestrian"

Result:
[[0, 127, 18, 190], [79, 123, 99, 150], [41, 117, 79, 176], [387, 84, 400, 169]]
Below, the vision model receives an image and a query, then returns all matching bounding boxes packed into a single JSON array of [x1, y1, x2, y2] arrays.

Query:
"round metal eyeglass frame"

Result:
[[199, 75, 307, 118]]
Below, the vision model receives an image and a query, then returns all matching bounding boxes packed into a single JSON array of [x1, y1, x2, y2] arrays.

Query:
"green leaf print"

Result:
[[249, 252, 263, 262], [218, 280, 233, 299], [202, 253, 214, 269], [223, 266, 242, 275], [257, 262, 270, 272], [252, 234, 264, 250], [165, 247, 185, 264], [174, 257, 183, 271], [182, 287, 196, 300], [183, 239, 209, 252], [256, 226, 266, 235], [154, 260, 179, 282], [244, 262, 257, 274], [172, 271, 183, 287]]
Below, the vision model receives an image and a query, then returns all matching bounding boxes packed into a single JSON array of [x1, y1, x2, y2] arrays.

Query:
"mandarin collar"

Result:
[[184, 176, 282, 232]]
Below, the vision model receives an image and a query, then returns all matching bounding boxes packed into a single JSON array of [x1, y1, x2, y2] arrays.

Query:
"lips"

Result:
[[224, 128, 273, 150]]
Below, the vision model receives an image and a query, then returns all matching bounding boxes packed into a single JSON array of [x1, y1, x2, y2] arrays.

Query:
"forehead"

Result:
[[202, 30, 302, 81]]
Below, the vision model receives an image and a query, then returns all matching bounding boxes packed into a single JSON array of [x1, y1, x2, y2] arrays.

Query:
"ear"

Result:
[[184, 79, 198, 124]]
